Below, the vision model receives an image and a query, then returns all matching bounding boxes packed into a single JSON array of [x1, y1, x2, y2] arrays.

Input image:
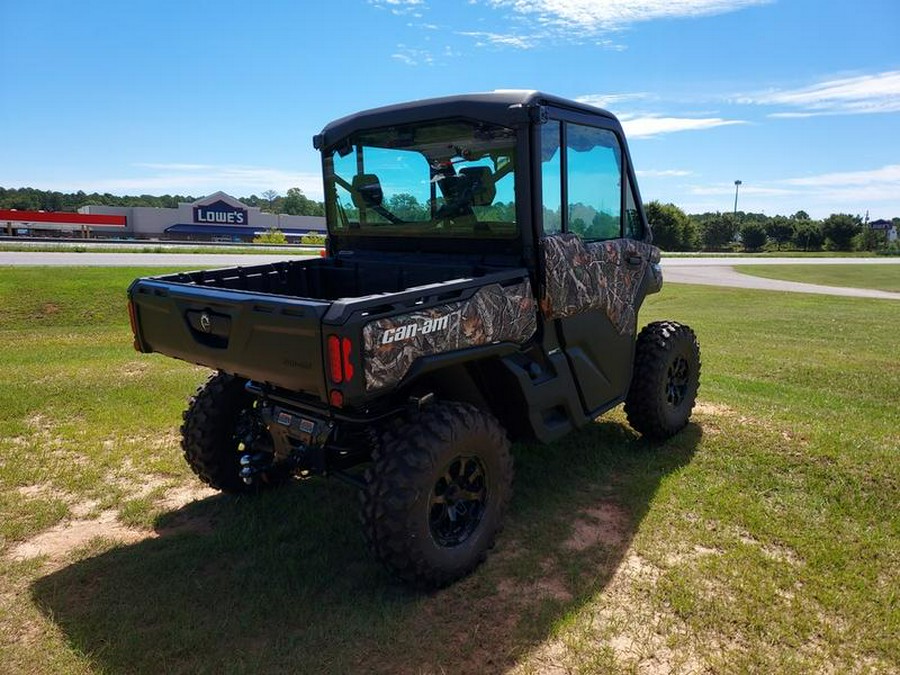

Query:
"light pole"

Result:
[[733, 180, 742, 216]]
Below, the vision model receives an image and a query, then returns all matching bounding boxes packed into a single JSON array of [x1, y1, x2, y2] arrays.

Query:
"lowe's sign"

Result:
[[193, 200, 248, 225]]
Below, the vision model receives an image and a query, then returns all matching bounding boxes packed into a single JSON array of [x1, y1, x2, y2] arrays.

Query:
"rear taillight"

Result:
[[342, 337, 354, 381], [326, 335, 355, 385], [327, 335, 343, 383]]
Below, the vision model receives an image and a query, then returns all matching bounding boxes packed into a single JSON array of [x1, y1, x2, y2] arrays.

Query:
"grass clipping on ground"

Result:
[[0, 267, 897, 674]]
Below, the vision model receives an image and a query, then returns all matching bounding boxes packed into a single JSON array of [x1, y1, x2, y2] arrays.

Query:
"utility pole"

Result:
[[733, 180, 742, 216]]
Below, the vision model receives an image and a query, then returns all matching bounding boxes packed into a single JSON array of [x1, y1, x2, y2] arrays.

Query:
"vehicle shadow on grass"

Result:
[[32, 419, 701, 675]]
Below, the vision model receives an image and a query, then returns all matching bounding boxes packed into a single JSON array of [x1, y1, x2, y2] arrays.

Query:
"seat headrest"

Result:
[[459, 166, 496, 206], [351, 173, 384, 209]]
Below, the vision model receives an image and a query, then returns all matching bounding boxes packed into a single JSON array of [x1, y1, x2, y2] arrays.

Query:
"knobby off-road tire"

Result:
[[625, 321, 701, 440], [360, 401, 513, 588], [181, 371, 282, 494]]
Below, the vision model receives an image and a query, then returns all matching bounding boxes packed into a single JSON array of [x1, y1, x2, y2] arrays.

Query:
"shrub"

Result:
[[300, 232, 327, 246], [792, 221, 824, 251], [740, 222, 768, 251], [700, 213, 738, 251], [765, 217, 794, 250], [645, 201, 695, 251], [253, 228, 287, 245], [821, 214, 862, 251]]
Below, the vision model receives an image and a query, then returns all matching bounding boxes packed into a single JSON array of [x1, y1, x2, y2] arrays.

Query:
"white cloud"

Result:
[[621, 114, 745, 138], [369, 0, 426, 14], [676, 165, 900, 217], [783, 164, 900, 188], [738, 71, 900, 116], [457, 30, 537, 49], [576, 94, 745, 140], [391, 52, 416, 66], [576, 93, 653, 109], [447, 1, 767, 50], [688, 184, 794, 197], [636, 169, 694, 177], [486, 0, 770, 32], [391, 45, 436, 66]]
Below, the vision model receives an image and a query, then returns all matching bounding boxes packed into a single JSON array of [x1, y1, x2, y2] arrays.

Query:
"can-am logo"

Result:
[[194, 200, 247, 225], [381, 314, 451, 344]]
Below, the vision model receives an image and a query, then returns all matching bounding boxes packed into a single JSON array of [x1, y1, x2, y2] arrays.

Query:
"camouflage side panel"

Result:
[[362, 280, 537, 392], [540, 233, 660, 335]]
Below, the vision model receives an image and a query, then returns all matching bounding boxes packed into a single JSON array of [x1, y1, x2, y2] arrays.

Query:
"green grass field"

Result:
[[662, 250, 881, 258], [0, 267, 897, 674], [738, 263, 900, 292]]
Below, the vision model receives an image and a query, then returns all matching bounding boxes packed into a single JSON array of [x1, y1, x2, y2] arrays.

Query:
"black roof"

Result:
[[314, 90, 619, 150]]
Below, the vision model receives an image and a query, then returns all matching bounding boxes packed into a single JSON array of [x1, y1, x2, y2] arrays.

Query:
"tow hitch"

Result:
[[239, 403, 333, 486]]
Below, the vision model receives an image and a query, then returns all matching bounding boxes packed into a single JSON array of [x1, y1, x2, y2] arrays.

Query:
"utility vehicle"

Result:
[[127, 91, 701, 587]]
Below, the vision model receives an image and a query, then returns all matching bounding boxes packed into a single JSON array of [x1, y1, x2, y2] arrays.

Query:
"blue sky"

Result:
[[1, 0, 898, 219]]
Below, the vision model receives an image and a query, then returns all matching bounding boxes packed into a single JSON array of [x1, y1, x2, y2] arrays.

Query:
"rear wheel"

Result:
[[625, 321, 701, 440], [360, 402, 513, 588], [181, 371, 284, 493]]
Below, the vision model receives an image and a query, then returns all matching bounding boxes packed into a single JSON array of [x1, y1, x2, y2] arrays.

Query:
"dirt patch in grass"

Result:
[[372, 497, 641, 674], [121, 361, 152, 378], [14, 485, 98, 520], [496, 562, 574, 603], [7, 510, 147, 567], [154, 484, 218, 536], [19, 413, 91, 467], [117, 430, 182, 455], [737, 532, 804, 567], [692, 401, 735, 417], [6, 481, 217, 568], [33, 303, 61, 319], [511, 550, 709, 674], [563, 502, 629, 552]]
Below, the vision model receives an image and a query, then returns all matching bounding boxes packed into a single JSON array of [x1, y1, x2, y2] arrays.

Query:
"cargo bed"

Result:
[[127, 255, 513, 401]]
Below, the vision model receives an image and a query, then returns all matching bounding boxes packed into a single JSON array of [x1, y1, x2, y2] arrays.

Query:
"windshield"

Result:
[[324, 120, 517, 239]]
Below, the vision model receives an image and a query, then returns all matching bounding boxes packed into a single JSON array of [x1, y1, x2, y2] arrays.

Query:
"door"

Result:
[[538, 119, 659, 414]]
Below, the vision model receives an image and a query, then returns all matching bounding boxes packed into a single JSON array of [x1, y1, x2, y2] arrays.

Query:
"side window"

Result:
[[565, 124, 622, 241], [540, 122, 562, 235]]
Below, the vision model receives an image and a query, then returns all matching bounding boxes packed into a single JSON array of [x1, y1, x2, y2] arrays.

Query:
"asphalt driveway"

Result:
[[660, 259, 900, 300]]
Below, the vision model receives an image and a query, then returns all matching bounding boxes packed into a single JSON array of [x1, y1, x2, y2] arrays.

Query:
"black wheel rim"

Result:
[[666, 355, 690, 407], [429, 456, 488, 548]]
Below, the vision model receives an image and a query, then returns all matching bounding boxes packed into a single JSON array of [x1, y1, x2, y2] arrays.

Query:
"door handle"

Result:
[[626, 255, 643, 266]]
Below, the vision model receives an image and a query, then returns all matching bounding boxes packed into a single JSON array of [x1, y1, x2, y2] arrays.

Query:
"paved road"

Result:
[[1, 251, 898, 299], [660, 263, 900, 300], [662, 256, 900, 266], [0, 252, 304, 267]]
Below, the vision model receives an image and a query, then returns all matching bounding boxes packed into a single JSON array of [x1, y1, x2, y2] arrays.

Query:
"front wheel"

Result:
[[625, 321, 701, 440], [360, 402, 513, 588]]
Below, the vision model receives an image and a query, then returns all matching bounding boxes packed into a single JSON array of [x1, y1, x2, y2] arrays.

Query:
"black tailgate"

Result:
[[129, 279, 330, 400]]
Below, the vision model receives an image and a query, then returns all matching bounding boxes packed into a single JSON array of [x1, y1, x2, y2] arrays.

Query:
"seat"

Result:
[[351, 173, 384, 209], [435, 166, 496, 221], [458, 167, 496, 206]]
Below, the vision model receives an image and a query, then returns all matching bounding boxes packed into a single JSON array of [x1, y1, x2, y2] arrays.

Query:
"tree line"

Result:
[[2, 186, 896, 251], [645, 202, 898, 253], [0, 187, 324, 217]]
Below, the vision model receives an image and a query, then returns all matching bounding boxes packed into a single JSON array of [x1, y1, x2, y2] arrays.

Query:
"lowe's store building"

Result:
[[78, 192, 326, 242]]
